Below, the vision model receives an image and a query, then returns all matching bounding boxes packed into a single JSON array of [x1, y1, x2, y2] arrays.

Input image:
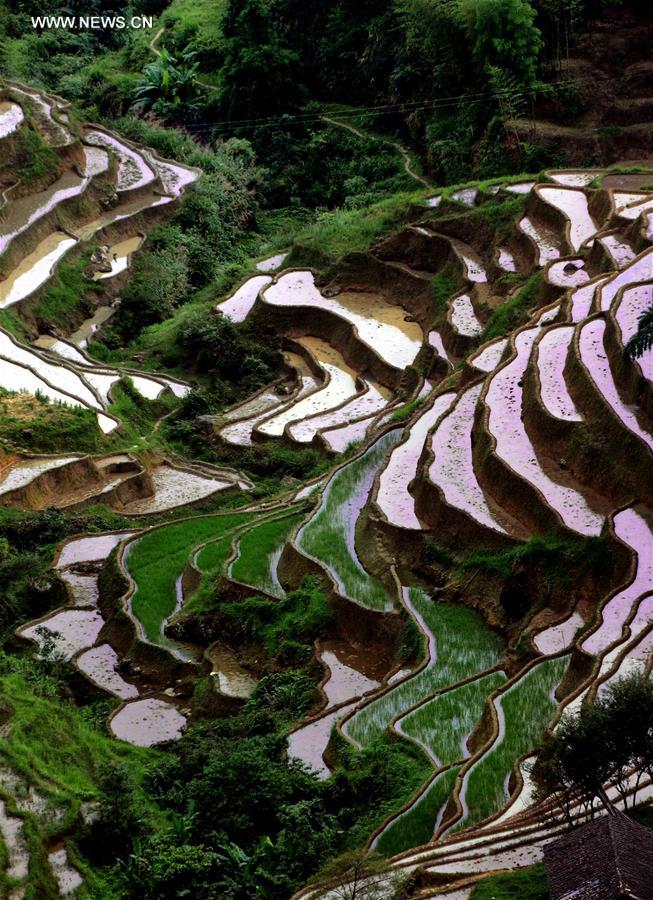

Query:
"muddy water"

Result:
[[321, 415, 373, 453], [48, 848, 82, 896], [377, 392, 455, 530], [0, 455, 79, 496], [0, 232, 77, 308], [217, 275, 273, 323], [0, 101, 24, 138], [93, 236, 143, 281], [536, 327, 582, 422], [56, 532, 135, 568], [538, 187, 598, 252], [547, 258, 589, 289], [450, 294, 482, 337], [109, 698, 186, 746], [290, 379, 390, 445], [519, 216, 561, 266], [82, 145, 109, 177], [0, 173, 88, 255], [122, 464, 231, 514], [19, 609, 104, 660], [259, 336, 358, 439], [263, 271, 422, 369], [85, 130, 155, 192], [208, 645, 257, 699], [76, 644, 138, 700], [533, 612, 584, 655], [498, 248, 517, 272], [599, 234, 636, 269], [287, 703, 355, 779], [59, 571, 100, 606], [469, 338, 508, 373], [256, 252, 287, 273], [320, 648, 379, 707], [430, 384, 509, 534], [579, 318, 653, 452]]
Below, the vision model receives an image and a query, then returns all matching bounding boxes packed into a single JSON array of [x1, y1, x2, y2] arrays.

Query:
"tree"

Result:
[[625, 305, 653, 360], [218, 0, 306, 121], [134, 47, 203, 121], [536, 672, 653, 823], [460, 0, 543, 86]]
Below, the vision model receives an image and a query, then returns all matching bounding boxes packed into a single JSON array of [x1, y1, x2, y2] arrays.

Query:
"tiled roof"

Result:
[[544, 810, 653, 899]]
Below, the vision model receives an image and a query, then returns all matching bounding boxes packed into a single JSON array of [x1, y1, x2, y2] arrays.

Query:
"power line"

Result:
[[172, 74, 611, 135]]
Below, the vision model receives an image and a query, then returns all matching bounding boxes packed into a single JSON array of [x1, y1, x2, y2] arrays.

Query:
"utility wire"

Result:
[[172, 74, 611, 135]]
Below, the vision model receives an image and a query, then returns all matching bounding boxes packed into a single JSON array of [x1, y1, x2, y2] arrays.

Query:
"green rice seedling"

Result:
[[127, 511, 256, 647], [296, 431, 402, 611], [454, 655, 569, 831], [374, 764, 461, 857], [344, 590, 503, 746], [399, 671, 508, 766], [229, 511, 305, 598]]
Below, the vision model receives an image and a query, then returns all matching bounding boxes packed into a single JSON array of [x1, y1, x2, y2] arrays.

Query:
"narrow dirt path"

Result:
[[149, 26, 164, 58], [321, 115, 431, 189]]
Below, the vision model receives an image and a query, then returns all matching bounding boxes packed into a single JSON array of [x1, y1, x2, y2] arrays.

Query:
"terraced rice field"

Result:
[[296, 431, 402, 611], [262, 271, 423, 369], [229, 510, 305, 597], [344, 591, 503, 747], [484, 326, 604, 535], [377, 392, 454, 529], [375, 765, 462, 855], [397, 671, 508, 767], [126, 512, 256, 647], [455, 655, 569, 831]]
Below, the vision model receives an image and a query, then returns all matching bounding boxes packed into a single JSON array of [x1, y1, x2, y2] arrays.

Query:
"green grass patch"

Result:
[[456, 655, 569, 830], [288, 192, 419, 270], [471, 862, 549, 899], [458, 534, 607, 583], [344, 591, 503, 747], [127, 511, 257, 647], [400, 671, 508, 766], [230, 510, 305, 598], [430, 261, 460, 323], [296, 432, 401, 611], [0, 390, 104, 454], [32, 255, 101, 327], [375, 764, 461, 856], [481, 272, 543, 342]]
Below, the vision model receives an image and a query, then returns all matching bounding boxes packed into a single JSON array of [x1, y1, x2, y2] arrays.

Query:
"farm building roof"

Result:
[[544, 810, 653, 899]]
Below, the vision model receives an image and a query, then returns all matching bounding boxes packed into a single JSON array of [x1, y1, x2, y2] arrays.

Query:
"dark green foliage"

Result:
[[134, 47, 203, 121], [464, 0, 543, 85], [219, 0, 306, 121], [177, 309, 281, 383], [215, 579, 335, 662], [482, 271, 543, 341], [459, 534, 608, 581], [537, 673, 653, 819], [625, 304, 653, 360]]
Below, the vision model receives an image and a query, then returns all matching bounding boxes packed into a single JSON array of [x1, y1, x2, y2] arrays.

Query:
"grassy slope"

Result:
[[471, 862, 549, 899], [0, 665, 157, 897]]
